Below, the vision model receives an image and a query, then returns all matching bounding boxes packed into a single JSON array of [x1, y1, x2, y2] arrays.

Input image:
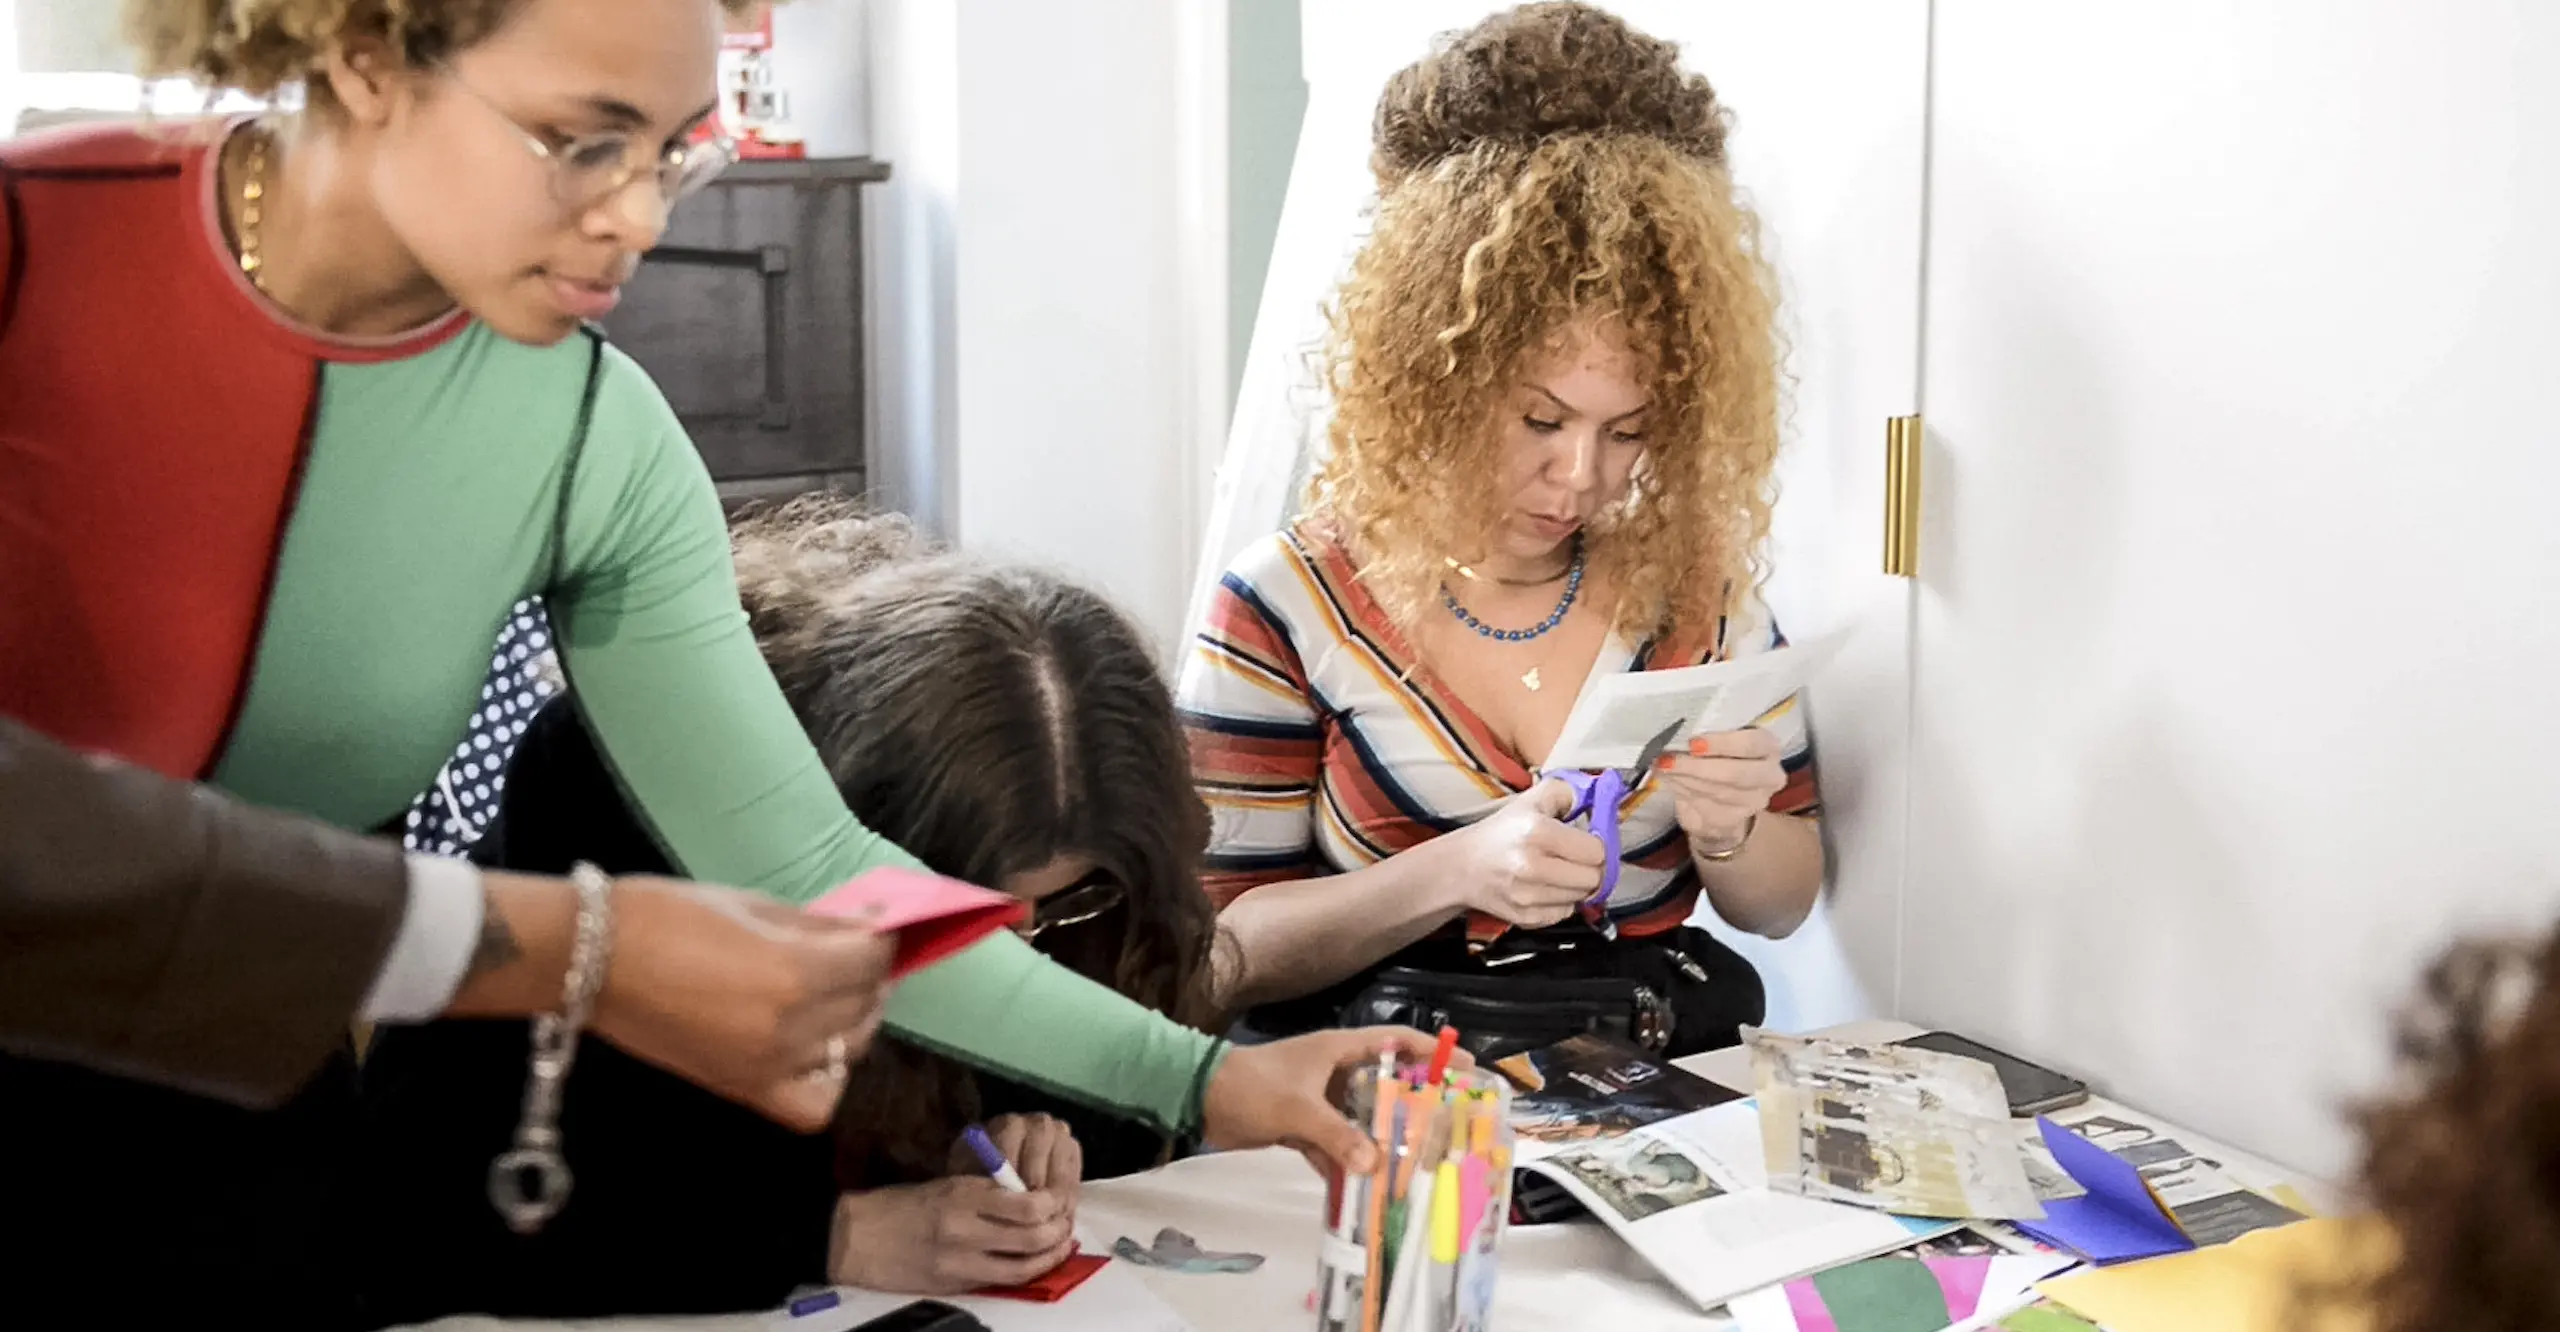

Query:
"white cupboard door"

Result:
[[1910, 0, 2560, 1175]]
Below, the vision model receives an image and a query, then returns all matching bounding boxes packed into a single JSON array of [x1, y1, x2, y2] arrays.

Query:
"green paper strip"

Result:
[[2000, 1303, 2104, 1332], [1809, 1257, 1955, 1332]]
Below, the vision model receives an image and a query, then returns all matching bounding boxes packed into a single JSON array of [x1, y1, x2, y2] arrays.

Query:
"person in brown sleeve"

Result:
[[0, 715, 896, 1118]]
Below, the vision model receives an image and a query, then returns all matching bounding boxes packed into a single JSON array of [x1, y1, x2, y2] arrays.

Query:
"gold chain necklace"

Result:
[[236, 123, 271, 292]]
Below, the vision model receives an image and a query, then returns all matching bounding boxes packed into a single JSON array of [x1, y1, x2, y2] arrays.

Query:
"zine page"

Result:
[[1517, 1100, 1953, 1313], [1542, 628, 1849, 773], [1751, 1032, 2046, 1221]]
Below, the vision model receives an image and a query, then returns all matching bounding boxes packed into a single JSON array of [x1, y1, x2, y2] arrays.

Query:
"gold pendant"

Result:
[[1522, 667, 1542, 691]]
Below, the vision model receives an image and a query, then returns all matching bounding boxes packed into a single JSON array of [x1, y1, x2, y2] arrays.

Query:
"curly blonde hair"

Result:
[[1309, 2, 1781, 641], [122, 0, 765, 95]]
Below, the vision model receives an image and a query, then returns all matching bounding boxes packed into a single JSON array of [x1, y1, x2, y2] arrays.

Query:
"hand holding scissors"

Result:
[[1540, 720, 1686, 939]]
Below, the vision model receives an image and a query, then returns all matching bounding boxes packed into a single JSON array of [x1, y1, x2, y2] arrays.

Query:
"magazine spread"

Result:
[[1514, 1099, 1959, 1312]]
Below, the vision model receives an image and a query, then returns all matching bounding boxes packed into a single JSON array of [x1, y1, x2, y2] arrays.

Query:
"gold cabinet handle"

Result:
[[1884, 414, 1923, 578]]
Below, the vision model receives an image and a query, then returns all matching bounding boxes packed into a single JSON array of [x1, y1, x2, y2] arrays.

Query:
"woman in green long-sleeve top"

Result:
[[0, 0, 1428, 1323]]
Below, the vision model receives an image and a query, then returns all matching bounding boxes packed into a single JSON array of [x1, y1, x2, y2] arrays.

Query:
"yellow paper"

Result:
[[2266, 1183, 2321, 1218], [2037, 1216, 2394, 1332]]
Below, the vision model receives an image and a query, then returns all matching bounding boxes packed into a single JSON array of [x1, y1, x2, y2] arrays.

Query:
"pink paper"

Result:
[[1458, 1156, 1494, 1244], [1783, 1279, 1842, 1332], [1926, 1256, 1994, 1319]]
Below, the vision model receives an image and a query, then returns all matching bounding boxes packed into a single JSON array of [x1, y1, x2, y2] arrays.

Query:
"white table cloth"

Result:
[[400, 1020, 2320, 1332]]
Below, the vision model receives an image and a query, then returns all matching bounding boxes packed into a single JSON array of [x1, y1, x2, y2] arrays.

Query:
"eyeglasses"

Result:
[[1023, 879, 1126, 941], [440, 68, 735, 211]]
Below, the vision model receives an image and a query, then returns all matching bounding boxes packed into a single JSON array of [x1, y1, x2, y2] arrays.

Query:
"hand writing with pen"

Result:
[[824, 1113, 1082, 1294]]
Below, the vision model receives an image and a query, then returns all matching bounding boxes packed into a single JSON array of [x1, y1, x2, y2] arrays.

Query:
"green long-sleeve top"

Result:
[[0, 122, 1220, 1133]]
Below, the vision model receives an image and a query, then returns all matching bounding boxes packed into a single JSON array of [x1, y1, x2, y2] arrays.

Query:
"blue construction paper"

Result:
[[2012, 1117, 2195, 1265]]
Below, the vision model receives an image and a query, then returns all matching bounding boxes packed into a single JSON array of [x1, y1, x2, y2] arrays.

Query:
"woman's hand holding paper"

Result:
[[1654, 729, 1786, 856]]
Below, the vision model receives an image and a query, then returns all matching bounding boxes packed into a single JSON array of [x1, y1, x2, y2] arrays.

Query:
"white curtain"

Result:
[[12, 1, 129, 74], [1184, 2, 1501, 638]]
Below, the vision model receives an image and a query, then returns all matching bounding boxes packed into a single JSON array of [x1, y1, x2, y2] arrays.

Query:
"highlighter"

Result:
[[1429, 1154, 1463, 1266]]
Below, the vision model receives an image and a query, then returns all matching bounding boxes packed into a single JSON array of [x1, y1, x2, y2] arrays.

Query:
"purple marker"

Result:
[[961, 1124, 1030, 1193]]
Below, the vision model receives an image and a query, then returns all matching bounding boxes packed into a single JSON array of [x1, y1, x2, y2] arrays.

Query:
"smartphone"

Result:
[[846, 1300, 991, 1332], [1898, 1031, 2089, 1116]]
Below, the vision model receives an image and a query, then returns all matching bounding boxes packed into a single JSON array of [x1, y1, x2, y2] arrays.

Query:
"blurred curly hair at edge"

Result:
[[2321, 926, 2560, 1332], [1308, 1, 1783, 643], [122, 0, 765, 97]]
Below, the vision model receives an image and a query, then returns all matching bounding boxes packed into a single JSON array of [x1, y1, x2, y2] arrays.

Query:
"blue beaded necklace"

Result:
[[1440, 535, 1586, 646]]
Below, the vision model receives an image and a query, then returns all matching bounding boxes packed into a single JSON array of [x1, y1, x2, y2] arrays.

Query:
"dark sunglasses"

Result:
[[1024, 878, 1125, 940]]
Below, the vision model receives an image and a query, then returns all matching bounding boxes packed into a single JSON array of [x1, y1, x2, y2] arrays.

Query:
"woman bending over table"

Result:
[[1181, 2, 1823, 1058], [0, 1, 1425, 1323], [362, 503, 1230, 1319]]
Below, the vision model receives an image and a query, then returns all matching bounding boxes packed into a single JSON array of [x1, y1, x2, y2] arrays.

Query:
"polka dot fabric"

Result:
[[402, 599, 563, 855]]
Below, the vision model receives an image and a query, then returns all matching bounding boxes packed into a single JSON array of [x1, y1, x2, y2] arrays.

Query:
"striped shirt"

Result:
[[1178, 525, 1821, 941]]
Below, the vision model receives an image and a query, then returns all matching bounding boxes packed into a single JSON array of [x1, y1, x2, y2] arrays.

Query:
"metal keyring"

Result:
[[489, 1141, 575, 1235]]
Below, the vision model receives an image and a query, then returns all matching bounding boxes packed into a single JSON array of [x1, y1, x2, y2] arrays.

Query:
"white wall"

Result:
[[1906, 0, 2560, 1178], [867, 0, 1225, 652], [768, 0, 869, 158], [863, 0, 961, 534]]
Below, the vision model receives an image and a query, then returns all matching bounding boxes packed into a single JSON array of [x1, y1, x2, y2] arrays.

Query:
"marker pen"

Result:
[[960, 1124, 1029, 1193]]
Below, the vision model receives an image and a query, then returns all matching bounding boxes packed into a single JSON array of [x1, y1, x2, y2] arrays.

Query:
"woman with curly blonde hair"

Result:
[[0, 0, 1433, 1324], [1181, 2, 1823, 1055]]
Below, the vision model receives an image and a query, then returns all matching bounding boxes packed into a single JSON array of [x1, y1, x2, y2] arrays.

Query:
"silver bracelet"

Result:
[[488, 861, 617, 1234]]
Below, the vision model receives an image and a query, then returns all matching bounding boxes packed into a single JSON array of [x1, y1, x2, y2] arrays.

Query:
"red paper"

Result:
[[807, 868, 1027, 979], [975, 1251, 1108, 1304]]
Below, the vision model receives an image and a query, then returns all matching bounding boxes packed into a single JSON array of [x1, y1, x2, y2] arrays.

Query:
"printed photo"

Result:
[[1544, 1135, 1725, 1223], [1499, 1035, 1738, 1146]]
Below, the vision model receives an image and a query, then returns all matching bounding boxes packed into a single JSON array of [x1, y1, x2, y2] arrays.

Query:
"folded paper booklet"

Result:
[[1751, 1031, 2046, 1221], [1514, 1098, 1957, 1314], [1541, 628, 1848, 773], [2015, 1107, 2305, 1263], [2017, 1096, 2324, 1265], [807, 867, 1029, 979]]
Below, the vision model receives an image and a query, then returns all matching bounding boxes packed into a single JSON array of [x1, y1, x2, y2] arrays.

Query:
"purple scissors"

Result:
[[1548, 719, 1687, 939]]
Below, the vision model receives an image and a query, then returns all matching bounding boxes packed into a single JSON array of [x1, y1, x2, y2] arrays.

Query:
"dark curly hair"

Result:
[[728, 494, 1227, 1180], [2332, 927, 2560, 1332], [1369, 1, 1727, 189], [1310, 1, 1780, 642]]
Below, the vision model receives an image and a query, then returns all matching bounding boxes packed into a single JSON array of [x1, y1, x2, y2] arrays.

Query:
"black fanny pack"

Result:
[[1336, 923, 1765, 1064]]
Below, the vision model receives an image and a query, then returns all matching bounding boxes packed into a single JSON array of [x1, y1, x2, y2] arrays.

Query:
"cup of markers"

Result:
[[1315, 1027, 1514, 1332]]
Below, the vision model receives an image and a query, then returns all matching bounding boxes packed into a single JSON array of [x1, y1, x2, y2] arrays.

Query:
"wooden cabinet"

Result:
[[603, 157, 891, 508]]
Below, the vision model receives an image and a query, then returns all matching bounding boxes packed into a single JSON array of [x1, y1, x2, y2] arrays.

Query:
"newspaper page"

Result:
[[1515, 1100, 1956, 1314], [1542, 629, 1849, 772], [1751, 1031, 2047, 1221]]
